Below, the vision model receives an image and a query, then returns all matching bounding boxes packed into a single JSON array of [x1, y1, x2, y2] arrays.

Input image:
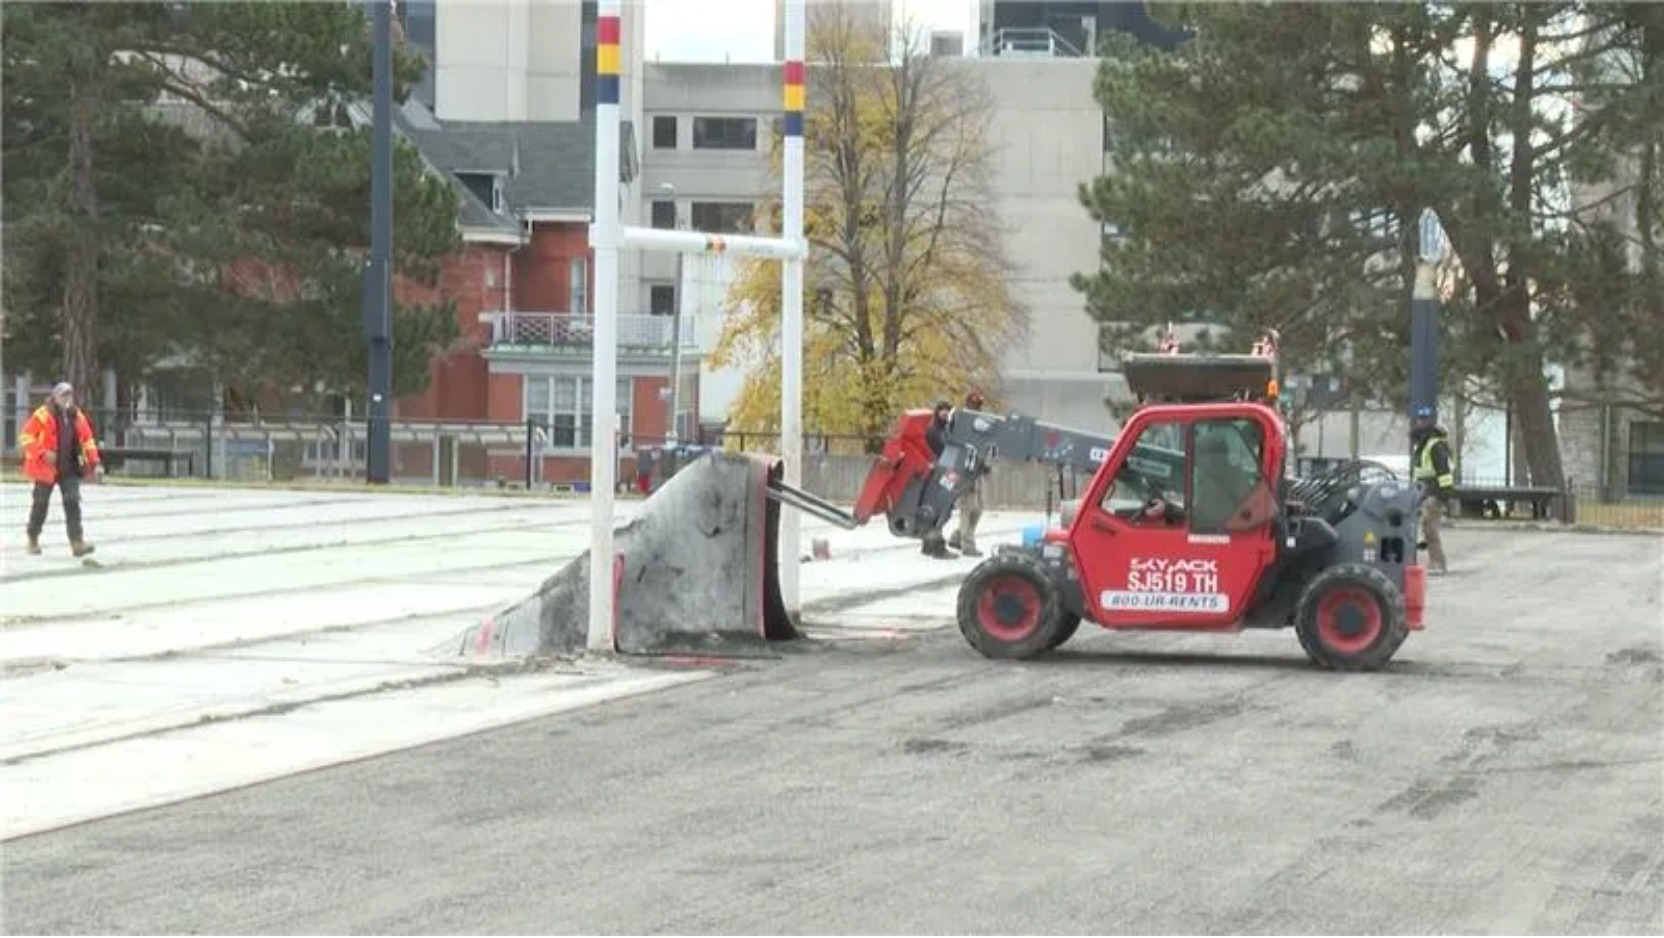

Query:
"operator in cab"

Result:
[[1411, 404, 1455, 575]]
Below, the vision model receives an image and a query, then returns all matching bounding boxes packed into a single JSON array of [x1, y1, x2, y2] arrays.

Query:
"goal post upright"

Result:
[[779, 0, 807, 622], [588, 0, 809, 653]]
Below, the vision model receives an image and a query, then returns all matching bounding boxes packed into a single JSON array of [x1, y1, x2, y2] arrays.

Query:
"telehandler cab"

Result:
[[789, 330, 1430, 670]]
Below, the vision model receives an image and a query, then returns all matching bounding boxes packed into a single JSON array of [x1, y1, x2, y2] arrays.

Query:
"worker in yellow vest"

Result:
[[1411, 404, 1455, 574]]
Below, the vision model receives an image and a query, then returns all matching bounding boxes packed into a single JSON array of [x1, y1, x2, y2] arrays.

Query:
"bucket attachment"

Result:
[[440, 450, 798, 660], [1121, 352, 1276, 404]]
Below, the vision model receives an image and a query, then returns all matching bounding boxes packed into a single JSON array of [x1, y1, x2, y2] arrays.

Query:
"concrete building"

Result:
[[381, 0, 700, 484], [634, 29, 1132, 430], [404, 0, 1502, 469], [383, 0, 1202, 441]]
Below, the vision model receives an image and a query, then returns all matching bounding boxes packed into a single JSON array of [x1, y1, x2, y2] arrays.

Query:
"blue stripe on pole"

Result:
[[783, 111, 803, 137], [598, 74, 620, 105]]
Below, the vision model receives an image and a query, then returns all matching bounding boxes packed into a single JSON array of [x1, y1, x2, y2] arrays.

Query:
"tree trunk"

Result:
[[1501, 19, 1565, 492], [61, 73, 101, 398], [1513, 374, 1563, 489]]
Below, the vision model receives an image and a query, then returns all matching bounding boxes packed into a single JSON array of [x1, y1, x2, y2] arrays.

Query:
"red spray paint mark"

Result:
[[607, 552, 625, 651]]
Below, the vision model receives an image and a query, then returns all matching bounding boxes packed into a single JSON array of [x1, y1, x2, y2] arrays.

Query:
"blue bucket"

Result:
[[1020, 522, 1045, 546]]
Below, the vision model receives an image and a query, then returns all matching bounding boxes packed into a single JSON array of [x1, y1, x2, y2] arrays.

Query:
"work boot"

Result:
[[961, 543, 983, 558], [26, 533, 41, 555], [70, 539, 95, 558]]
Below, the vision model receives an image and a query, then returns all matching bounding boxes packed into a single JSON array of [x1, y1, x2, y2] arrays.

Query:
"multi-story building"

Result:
[[383, 0, 702, 484], [636, 5, 1179, 431], [392, 0, 1311, 469]]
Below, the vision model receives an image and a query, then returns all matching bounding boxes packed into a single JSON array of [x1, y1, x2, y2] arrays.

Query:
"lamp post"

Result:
[[363, 0, 394, 484], [658, 182, 683, 445], [1410, 209, 1444, 424]]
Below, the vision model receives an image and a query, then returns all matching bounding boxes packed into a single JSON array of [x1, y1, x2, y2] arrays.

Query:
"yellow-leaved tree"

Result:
[[707, 6, 1023, 452]]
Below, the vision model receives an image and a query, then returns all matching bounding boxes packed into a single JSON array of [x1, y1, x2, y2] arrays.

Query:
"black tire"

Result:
[[1045, 612, 1082, 651], [1294, 562, 1409, 671], [956, 553, 1070, 660]]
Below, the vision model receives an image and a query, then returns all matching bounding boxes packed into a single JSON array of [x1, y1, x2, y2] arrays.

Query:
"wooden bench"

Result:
[[1451, 484, 1562, 521], [101, 447, 196, 478]]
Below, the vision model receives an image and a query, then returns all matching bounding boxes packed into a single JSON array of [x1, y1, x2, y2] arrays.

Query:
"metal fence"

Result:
[[9, 407, 1661, 530]]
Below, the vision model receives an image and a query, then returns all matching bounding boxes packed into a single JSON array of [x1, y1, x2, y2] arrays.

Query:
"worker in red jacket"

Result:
[[18, 382, 101, 556]]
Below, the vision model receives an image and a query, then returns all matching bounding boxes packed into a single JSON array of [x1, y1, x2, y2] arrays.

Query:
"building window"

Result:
[[1630, 421, 1664, 495], [1100, 420, 1185, 518], [525, 375, 634, 449], [676, 370, 698, 441], [569, 257, 588, 313], [1190, 418, 1269, 533], [1096, 321, 1119, 373], [456, 171, 498, 210], [650, 284, 676, 315], [691, 200, 755, 234], [652, 115, 678, 149], [650, 199, 676, 229], [692, 116, 757, 150]]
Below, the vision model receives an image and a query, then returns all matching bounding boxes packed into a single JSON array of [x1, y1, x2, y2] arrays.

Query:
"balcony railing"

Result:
[[482, 311, 699, 352], [982, 27, 1086, 58]]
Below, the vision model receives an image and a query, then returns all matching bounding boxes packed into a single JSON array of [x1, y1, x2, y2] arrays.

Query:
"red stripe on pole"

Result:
[[783, 60, 805, 86], [597, 15, 621, 45]]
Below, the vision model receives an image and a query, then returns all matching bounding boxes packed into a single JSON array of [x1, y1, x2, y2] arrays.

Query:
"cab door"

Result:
[[1071, 409, 1279, 630]]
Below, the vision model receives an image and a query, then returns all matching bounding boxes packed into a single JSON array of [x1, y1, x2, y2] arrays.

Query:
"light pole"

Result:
[[658, 182, 683, 445], [363, 0, 394, 484], [1410, 209, 1443, 423]]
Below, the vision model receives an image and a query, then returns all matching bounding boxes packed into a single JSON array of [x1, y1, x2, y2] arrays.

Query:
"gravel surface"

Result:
[[4, 527, 1661, 935]]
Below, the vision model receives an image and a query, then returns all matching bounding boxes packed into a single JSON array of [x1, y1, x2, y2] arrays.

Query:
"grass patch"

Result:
[[1574, 499, 1664, 531]]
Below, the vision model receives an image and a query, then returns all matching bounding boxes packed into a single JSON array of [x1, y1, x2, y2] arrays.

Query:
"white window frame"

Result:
[[568, 257, 589, 314], [525, 374, 633, 451]]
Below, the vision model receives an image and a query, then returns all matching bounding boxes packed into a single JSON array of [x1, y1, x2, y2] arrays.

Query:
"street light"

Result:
[[658, 181, 683, 445]]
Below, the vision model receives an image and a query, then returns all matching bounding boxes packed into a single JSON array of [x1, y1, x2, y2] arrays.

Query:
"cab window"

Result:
[[1189, 418, 1271, 532], [1100, 420, 1186, 522]]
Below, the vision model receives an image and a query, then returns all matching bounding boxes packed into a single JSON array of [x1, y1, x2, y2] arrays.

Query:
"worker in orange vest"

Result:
[[18, 382, 102, 556]]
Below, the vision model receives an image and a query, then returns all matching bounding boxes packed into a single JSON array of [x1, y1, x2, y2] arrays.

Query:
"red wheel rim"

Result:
[[1316, 586, 1383, 655], [977, 574, 1042, 642]]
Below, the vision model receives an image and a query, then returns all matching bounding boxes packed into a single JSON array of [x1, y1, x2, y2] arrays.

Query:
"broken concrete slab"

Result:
[[440, 450, 796, 660]]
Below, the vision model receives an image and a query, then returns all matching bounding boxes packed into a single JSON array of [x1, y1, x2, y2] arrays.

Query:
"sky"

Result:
[[642, 0, 978, 63]]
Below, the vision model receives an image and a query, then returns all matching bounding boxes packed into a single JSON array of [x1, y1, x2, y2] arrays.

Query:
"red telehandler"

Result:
[[769, 332, 1429, 670]]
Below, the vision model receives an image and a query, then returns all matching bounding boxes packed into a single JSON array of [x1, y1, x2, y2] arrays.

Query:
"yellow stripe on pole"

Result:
[[783, 84, 805, 112], [597, 43, 620, 76]]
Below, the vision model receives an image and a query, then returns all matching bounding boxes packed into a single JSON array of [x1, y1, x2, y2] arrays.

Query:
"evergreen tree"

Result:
[[1074, 2, 1663, 488], [2, 1, 462, 409]]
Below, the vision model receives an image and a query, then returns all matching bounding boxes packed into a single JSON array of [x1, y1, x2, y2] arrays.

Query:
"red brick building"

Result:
[[391, 114, 699, 486]]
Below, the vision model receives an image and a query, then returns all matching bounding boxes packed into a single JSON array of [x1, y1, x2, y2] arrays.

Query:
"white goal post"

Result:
[[586, 0, 808, 652]]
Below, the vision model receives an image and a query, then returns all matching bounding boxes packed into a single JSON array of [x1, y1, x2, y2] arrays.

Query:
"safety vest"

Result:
[[1414, 431, 1456, 490], [18, 404, 100, 484]]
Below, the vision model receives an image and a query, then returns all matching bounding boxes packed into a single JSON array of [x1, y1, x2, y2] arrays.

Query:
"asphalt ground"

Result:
[[3, 526, 1661, 935]]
